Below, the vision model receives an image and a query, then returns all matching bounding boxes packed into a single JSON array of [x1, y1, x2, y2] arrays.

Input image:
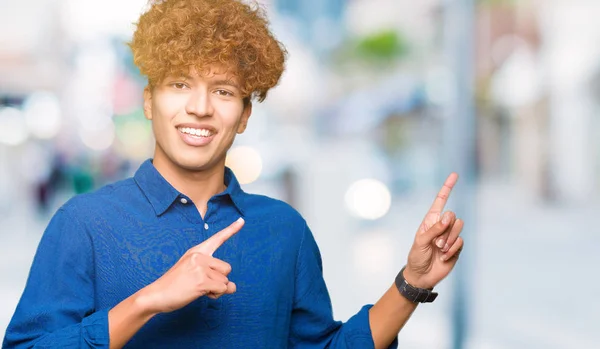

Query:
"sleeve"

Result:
[[2, 205, 110, 349], [288, 224, 398, 349]]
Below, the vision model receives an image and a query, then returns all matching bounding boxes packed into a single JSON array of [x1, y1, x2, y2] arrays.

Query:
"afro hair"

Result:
[[129, 0, 287, 102]]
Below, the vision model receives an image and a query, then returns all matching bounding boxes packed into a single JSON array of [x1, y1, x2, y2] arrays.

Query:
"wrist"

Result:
[[402, 268, 431, 289], [395, 266, 438, 303], [133, 287, 161, 318]]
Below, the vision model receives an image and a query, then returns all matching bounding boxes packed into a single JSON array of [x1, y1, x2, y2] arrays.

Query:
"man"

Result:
[[3, 0, 464, 348]]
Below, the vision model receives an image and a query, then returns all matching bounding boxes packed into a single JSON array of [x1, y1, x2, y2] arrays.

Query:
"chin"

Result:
[[174, 158, 212, 172], [171, 153, 220, 172], [155, 139, 225, 173]]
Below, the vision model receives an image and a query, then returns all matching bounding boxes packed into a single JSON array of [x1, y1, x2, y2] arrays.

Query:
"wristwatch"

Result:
[[394, 266, 438, 303]]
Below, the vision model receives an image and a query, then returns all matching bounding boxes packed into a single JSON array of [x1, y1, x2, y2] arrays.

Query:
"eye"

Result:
[[172, 82, 188, 90], [215, 89, 234, 97]]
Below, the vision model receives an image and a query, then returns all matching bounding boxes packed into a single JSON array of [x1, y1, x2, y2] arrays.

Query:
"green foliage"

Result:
[[354, 29, 409, 61]]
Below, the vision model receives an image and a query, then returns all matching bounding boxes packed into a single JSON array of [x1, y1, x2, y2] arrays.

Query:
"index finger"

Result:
[[195, 217, 245, 256], [428, 173, 458, 215]]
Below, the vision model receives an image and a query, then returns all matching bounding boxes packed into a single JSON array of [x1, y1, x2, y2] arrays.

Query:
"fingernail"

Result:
[[436, 239, 445, 248], [237, 217, 245, 223], [443, 243, 449, 252], [440, 255, 447, 262]]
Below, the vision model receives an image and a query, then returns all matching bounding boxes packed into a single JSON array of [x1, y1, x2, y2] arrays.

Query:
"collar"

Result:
[[221, 166, 246, 216], [134, 159, 246, 216]]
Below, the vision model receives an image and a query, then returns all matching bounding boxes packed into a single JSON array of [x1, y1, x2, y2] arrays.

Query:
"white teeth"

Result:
[[179, 127, 213, 137]]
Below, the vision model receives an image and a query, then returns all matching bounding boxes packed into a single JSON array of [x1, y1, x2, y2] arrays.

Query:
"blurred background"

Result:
[[1, 0, 598, 348]]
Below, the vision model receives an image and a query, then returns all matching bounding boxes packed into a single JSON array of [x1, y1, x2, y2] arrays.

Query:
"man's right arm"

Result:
[[3, 208, 244, 349], [3, 205, 109, 348], [106, 290, 157, 349]]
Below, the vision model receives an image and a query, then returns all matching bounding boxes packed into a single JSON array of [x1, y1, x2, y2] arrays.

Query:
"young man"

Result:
[[3, 0, 464, 348]]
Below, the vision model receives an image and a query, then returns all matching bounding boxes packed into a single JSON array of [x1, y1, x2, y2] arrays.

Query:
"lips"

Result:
[[176, 124, 217, 147]]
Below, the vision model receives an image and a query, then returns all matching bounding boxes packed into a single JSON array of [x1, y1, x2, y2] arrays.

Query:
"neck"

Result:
[[152, 154, 227, 218]]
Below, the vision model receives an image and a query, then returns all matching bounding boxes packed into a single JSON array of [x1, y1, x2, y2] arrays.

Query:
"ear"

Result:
[[143, 87, 153, 120], [237, 101, 252, 134]]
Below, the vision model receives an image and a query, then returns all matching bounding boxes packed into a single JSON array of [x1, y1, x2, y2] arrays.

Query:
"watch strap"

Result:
[[394, 266, 438, 303]]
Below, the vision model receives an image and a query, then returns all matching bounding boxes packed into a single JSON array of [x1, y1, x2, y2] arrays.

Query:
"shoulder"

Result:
[[239, 194, 326, 270], [237, 193, 310, 250], [60, 177, 139, 213], [240, 192, 306, 226], [55, 177, 144, 230]]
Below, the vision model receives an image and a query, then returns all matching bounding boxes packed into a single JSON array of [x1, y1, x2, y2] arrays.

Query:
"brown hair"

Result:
[[129, 0, 287, 102]]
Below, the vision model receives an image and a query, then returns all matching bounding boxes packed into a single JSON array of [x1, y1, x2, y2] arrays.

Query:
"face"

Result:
[[143, 67, 252, 173]]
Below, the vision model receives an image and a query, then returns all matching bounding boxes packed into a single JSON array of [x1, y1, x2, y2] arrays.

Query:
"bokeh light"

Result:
[[22, 92, 62, 140], [0, 107, 28, 146], [225, 146, 263, 185], [345, 178, 392, 220], [114, 112, 153, 160], [79, 121, 116, 151]]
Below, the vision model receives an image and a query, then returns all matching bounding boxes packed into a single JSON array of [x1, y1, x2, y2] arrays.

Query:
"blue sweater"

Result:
[[4, 160, 397, 348]]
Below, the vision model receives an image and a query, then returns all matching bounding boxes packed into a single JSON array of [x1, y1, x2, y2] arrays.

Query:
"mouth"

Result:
[[177, 127, 215, 138], [176, 125, 217, 147]]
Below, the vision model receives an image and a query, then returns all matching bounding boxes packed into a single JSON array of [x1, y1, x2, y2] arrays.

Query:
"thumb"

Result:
[[417, 211, 454, 246]]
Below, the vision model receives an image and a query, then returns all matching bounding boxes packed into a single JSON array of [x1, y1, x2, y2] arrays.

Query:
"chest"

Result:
[[89, 215, 298, 311]]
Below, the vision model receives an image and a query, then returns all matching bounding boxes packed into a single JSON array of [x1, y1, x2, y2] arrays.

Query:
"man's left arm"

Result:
[[289, 173, 463, 349], [369, 173, 465, 348], [369, 212, 464, 347], [288, 223, 395, 349]]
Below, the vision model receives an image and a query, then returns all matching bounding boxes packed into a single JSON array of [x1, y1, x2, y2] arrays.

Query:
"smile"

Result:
[[178, 127, 214, 138]]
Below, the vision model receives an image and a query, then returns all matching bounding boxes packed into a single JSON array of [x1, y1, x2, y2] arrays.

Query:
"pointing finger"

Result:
[[194, 217, 244, 256], [427, 173, 458, 217]]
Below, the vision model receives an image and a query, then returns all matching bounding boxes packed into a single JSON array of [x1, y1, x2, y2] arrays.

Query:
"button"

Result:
[[180, 198, 188, 204], [204, 223, 209, 230]]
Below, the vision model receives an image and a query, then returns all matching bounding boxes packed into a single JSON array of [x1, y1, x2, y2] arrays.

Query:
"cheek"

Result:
[[219, 103, 245, 129], [154, 95, 184, 122], [151, 100, 182, 145]]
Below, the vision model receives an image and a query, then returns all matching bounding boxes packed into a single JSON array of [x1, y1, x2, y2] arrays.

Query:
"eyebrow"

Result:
[[211, 79, 241, 90], [172, 75, 241, 90]]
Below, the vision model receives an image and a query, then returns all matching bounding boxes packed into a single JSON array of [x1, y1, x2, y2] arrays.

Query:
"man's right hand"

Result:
[[138, 217, 245, 314]]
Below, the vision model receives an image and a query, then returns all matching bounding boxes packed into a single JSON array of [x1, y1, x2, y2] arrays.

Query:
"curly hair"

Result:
[[129, 0, 287, 102]]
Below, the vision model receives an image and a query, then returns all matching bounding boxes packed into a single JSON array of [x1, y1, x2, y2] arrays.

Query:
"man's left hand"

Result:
[[403, 173, 464, 289]]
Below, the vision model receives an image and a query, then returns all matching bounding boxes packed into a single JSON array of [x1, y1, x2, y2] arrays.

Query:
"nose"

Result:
[[185, 89, 214, 117]]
